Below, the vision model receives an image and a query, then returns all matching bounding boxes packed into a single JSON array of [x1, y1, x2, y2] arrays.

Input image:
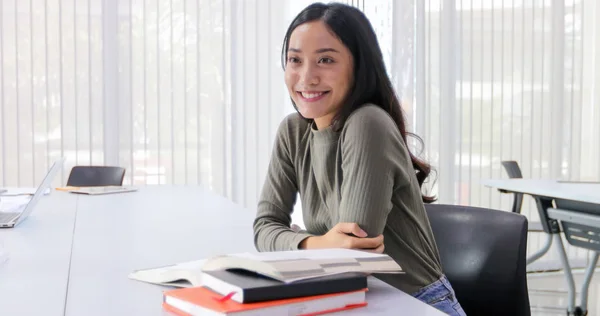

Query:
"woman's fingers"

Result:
[[335, 222, 368, 237], [347, 234, 384, 249]]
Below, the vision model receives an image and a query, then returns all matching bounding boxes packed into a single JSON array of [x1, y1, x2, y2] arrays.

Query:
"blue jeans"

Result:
[[412, 275, 466, 315]]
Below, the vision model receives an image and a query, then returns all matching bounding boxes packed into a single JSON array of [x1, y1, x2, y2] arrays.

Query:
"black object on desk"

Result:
[[202, 269, 367, 304]]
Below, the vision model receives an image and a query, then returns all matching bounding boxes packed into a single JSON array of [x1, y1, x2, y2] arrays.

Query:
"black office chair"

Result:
[[426, 204, 530, 316], [500, 160, 544, 232], [501, 160, 525, 213], [66, 166, 126, 187]]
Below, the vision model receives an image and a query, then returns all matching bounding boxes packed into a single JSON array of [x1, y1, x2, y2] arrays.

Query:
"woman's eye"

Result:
[[319, 57, 334, 64], [288, 57, 300, 63]]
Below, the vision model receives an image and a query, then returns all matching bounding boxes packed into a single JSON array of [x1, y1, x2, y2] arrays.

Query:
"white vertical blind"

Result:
[[416, 0, 599, 201], [0, 1, 598, 241], [418, 0, 599, 263]]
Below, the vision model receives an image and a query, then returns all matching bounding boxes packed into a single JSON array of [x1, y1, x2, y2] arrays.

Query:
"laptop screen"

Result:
[[14, 158, 65, 225]]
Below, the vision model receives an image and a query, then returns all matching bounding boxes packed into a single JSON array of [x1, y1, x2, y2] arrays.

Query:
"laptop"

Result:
[[0, 158, 65, 228]]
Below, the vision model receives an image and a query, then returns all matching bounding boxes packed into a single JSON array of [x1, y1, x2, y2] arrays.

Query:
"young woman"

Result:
[[253, 3, 465, 315]]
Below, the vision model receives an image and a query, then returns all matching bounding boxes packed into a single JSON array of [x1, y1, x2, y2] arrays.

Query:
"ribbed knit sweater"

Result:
[[253, 104, 443, 294]]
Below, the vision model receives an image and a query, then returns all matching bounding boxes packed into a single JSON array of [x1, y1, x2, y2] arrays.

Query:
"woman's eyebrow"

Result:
[[315, 48, 339, 53], [287, 47, 340, 54]]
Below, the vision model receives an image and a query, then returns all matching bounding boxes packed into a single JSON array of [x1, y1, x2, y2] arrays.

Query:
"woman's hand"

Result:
[[299, 222, 384, 253]]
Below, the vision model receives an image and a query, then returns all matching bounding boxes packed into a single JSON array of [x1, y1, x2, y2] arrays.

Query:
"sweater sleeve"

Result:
[[337, 106, 412, 237], [253, 117, 313, 251]]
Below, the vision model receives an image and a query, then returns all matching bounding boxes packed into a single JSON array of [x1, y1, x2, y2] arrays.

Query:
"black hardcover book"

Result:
[[201, 269, 368, 303]]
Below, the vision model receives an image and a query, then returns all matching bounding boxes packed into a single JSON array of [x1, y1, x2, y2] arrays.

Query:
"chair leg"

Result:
[[526, 233, 553, 265], [579, 251, 599, 315], [553, 234, 576, 314]]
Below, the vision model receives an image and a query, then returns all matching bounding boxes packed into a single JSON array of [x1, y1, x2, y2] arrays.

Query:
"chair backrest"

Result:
[[501, 160, 525, 213], [66, 166, 126, 187], [425, 204, 530, 316], [501, 160, 524, 179]]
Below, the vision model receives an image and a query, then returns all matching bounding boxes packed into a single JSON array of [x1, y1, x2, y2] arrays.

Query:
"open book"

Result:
[[129, 248, 403, 288], [129, 259, 207, 288], [201, 248, 402, 283]]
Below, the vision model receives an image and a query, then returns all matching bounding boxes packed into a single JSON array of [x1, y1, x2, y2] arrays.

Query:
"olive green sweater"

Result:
[[253, 104, 443, 294]]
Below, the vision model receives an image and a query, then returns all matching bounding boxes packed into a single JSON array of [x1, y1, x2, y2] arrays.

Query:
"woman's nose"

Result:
[[300, 65, 320, 86]]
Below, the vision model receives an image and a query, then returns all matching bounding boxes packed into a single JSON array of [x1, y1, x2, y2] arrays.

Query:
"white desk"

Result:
[[0, 186, 445, 316], [482, 179, 600, 257], [0, 191, 77, 316], [482, 179, 600, 205], [482, 179, 600, 316]]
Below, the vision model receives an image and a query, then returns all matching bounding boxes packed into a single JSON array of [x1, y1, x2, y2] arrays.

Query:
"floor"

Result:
[[528, 268, 600, 315]]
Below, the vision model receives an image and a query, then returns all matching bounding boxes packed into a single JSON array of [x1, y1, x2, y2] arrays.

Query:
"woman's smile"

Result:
[[296, 91, 330, 102]]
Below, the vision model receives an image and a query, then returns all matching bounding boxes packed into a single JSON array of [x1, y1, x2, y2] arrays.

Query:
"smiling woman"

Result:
[[283, 20, 353, 129], [253, 3, 465, 315]]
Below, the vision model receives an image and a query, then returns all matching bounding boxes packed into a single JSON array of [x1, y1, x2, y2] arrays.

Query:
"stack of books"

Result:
[[129, 248, 404, 315]]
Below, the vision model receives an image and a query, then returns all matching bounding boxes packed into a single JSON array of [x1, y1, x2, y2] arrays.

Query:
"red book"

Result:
[[162, 286, 367, 316]]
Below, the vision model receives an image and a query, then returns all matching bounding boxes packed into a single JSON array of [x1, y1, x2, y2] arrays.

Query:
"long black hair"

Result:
[[282, 2, 436, 203]]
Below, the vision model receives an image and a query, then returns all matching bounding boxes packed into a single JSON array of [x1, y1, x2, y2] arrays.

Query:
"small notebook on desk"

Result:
[[62, 186, 138, 195], [0, 188, 51, 196]]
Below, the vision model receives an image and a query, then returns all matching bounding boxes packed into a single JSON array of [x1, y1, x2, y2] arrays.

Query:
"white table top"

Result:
[[482, 179, 600, 205], [0, 191, 77, 316], [0, 185, 445, 316]]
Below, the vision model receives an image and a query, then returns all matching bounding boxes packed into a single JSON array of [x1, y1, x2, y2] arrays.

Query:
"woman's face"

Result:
[[284, 20, 354, 129]]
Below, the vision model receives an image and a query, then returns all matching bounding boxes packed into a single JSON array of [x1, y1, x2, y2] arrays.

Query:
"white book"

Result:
[[129, 248, 403, 288]]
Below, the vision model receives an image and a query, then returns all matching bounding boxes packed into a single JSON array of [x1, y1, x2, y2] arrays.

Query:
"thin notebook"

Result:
[[67, 186, 138, 195]]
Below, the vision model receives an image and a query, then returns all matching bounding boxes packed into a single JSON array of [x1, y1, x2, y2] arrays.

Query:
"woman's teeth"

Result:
[[301, 92, 324, 98]]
